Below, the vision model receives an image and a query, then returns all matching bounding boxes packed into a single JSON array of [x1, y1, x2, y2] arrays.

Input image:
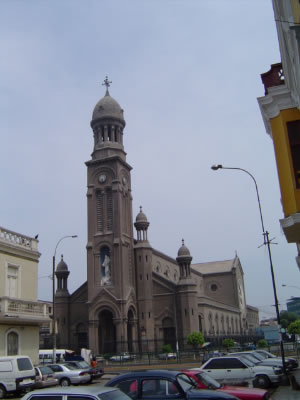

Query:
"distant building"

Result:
[[257, 0, 300, 269], [0, 226, 50, 364], [287, 297, 300, 317], [257, 318, 280, 343], [54, 80, 260, 355]]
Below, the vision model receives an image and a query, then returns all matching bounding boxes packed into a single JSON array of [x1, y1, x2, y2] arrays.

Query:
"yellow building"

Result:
[[0, 226, 50, 365], [257, 0, 300, 269]]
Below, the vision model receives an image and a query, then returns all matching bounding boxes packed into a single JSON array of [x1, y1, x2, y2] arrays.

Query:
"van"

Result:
[[0, 355, 35, 398], [39, 349, 67, 364]]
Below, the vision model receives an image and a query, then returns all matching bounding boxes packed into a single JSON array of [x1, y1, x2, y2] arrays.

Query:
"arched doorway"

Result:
[[127, 309, 134, 352], [98, 310, 116, 354], [7, 331, 18, 355], [162, 317, 176, 350]]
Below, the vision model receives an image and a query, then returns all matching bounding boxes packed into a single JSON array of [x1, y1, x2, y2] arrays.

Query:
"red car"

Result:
[[182, 370, 270, 400]]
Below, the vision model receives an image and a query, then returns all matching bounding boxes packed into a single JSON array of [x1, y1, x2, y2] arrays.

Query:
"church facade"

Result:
[[54, 79, 259, 355]]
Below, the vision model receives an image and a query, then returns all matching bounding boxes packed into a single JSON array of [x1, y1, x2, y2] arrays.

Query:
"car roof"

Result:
[[22, 385, 118, 397], [108, 369, 183, 379]]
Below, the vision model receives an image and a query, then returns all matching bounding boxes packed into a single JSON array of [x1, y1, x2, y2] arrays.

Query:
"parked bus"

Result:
[[39, 349, 70, 364]]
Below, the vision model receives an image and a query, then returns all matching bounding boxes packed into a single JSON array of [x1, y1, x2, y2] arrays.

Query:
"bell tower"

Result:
[[86, 78, 135, 352]]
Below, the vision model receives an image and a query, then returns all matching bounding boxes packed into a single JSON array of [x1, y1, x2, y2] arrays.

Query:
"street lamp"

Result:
[[52, 235, 77, 363], [282, 284, 300, 291], [211, 164, 288, 378]]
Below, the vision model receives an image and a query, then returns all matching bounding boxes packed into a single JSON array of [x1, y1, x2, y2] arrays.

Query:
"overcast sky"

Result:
[[1, 0, 299, 320]]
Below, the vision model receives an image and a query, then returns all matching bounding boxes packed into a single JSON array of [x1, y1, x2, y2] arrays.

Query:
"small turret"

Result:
[[134, 206, 150, 242], [176, 239, 192, 279], [55, 254, 70, 296]]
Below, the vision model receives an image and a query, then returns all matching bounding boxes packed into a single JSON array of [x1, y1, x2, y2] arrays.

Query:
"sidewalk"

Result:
[[272, 367, 300, 400]]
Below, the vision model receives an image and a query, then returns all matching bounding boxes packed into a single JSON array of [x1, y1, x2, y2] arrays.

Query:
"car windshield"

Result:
[[73, 361, 90, 368], [194, 372, 221, 389], [177, 373, 195, 391], [238, 356, 255, 367], [17, 358, 33, 371], [251, 352, 265, 361], [40, 366, 54, 374], [242, 354, 260, 364], [64, 364, 78, 370]]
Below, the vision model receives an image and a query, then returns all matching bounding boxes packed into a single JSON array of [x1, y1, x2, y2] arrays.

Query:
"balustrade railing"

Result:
[[0, 226, 38, 251], [0, 297, 48, 317]]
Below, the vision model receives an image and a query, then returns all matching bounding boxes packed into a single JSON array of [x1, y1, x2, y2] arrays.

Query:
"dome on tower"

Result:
[[136, 207, 148, 223], [56, 255, 68, 272], [92, 94, 124, 122], [91, 77, 124, 124], [177, 239, 191, 257]]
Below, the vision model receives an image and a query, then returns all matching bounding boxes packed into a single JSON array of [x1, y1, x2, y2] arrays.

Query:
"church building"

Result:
[[54, 78, 259, 355]]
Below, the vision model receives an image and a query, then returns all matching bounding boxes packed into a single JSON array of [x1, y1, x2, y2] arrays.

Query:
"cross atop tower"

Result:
[[102, 76, 112, 95]]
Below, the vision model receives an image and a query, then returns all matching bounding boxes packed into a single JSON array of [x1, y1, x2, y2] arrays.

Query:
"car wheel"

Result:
[[60, 378, 71, 387], [0, 385, 6, 399], [253, 375, 270, 389]]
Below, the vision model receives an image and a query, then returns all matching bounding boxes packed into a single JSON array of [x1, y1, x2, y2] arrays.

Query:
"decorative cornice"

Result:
[[280, 213, 300, 228], [257, 85, 295, 136]]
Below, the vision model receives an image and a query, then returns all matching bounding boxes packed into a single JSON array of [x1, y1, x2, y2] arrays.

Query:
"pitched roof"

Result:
[[191, 259, 235, 275]]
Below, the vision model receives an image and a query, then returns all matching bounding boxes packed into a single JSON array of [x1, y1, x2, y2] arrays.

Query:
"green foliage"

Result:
[[187, 331, 204, 349], [280, 311, 298, 324], [161, 344, 173, 353], [280, 319, 289, 329], [103, 353, 112, 360], [287, 319, 300, 335], [257, 339, 268, 348], [222, 338, 235, 349]]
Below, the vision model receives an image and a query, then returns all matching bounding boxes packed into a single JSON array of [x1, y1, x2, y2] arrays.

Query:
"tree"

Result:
[[222, 338, 234, 350], [288, 320, 300, 335], [280, 311, 298, 325], [257, 339, 267, 348], [187, 332, 204, 349], [161, 344, 173, 353]]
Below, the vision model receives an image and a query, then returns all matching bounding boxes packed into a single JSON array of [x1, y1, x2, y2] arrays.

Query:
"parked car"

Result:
[[255, 349, 298, 370], [110, 353, 135, 362], [0, 355, 35, 398], [34, 366, 58, 389], [198, 356, 282, 388], [64, 360, 104, 380], [20, 385, 132, 400], [46, 363, 91, 386], [183, 369, 270, 400], [106, 369, 241, 400], [229, 351, 292, 372], [157, 352, 177, 360]]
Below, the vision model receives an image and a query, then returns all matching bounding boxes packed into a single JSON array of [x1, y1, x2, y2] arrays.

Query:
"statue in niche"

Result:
[[100, 248, 112, 286]]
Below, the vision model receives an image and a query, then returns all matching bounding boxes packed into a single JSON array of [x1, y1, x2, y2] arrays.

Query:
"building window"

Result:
[[287, 120, 300, 188], [7, 331, 19, 355], [96, 191, 104, 232], [6, 265, 19, 298], [210, 284, 218, 292]]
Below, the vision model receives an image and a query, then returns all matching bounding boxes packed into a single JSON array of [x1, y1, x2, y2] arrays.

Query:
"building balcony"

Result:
[[0, 226, 39, 252], [0, 297, 50, 325]]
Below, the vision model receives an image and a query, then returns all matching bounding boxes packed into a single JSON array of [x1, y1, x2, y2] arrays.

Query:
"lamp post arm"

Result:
[[220, 167, 265, 234]]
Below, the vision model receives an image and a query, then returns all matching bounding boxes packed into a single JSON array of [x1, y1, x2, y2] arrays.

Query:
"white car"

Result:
[[229, 351, 290, 371], [110, 353, 134, 362], [255, 349, 298, 370], [198, 355, 283, 388], [47, 363, 91, 386]]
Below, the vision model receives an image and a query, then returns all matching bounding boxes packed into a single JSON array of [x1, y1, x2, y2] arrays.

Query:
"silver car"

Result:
[[20, 386, 131, 400], [47, 363, 91, 386]]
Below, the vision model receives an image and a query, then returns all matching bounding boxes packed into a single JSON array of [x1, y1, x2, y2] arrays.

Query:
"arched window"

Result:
[[7, 331, 18, 355]]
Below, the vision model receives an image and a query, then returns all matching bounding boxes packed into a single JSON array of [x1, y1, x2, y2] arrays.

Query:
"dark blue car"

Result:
[[106, 370, 240, 400]]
